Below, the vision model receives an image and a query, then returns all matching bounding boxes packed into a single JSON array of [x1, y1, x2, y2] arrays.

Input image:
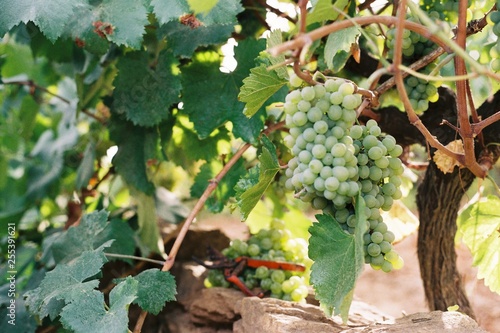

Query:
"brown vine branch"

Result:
[[392, 0, 465, 166], [267, 16, 450, 57], [472, 110, 500, 134], [133, 121, 286, 333], [452, 0, 488, 178], [255, 0, 296, 23]]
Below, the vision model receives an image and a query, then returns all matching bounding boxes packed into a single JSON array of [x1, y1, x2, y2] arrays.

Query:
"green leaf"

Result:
[[172, 126, 231, 162], [309, 194, 366, 320], [158, 21, 234, 58], [181, 39, 267, 142], [65, 0, 148, 49], [133, 268, 177, 315], [60, 277, 138, 333], [112, 50, 180, 127], [51, 210, 111, 263], [0, 0, 78, 41], [266, 29, 288, 80], [237, 136, 280, 220], [24, 250, 107, 320], [457, 195, 500, 295], [324, 26, 360, 70], [198, 0, 243, 25], [134, 189, 163, 255], [188, 0, 219, 15], [152, 0, 190, 24], [76, 141, 96, 189], [109, 117, 157, 194], [239, 64, 287, 117], [191, 157, 246, 212], [306, 0, 349, 26]]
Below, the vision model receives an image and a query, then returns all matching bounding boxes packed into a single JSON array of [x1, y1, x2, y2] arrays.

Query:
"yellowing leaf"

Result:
[[456, 195, 500, 295], [433, 140, 464, 174]]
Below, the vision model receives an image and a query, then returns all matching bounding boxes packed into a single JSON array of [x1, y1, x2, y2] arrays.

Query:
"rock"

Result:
[[164, 306, 232, 333], [234, 296, 343, 333], [189, 287, 245, 325], [342, 310, 488, 333]]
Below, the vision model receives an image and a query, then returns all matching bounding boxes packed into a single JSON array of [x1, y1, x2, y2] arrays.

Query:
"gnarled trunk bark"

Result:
[[416, 163, 475, 317]]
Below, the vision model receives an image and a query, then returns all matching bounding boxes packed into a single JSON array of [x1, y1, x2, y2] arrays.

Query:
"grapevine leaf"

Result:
[[172, 126, 231, 162], [266, 29, 288, 80], [132, 268, 177, 315], [64, 0, 148, 49], [112, 50, 180, 127], [187, 0, 219, 15], [309, 195, 366, 320], [24, 250, 108, 320], [306, 0, 349, 26], [190, 157, 246, 212], [152, 0, 190, 24], [239, 64, 287, 117], [456, 195, 500, 295], [60, 277, 138, 333], [181, 39, 266, 142], [158, 21, 234, 58], [238, 137, 280, 220], [0, 0, 78, 41], [198, 0, 243, 25], [234, 166, 260, 200], [324, 26, 360, 70], [51, 210, 111, 263], [109, 117, 157, 194], [76, 141, 96, 189]]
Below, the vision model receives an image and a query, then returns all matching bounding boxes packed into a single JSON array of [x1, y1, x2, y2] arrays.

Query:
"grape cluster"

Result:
[[282, 76, 405, 272], [385, 16, 436, 61], [420, 0, 472, 22], [404, 71, 439, 115], [204, 220, 311, 302], [490, 7, 500, 72]]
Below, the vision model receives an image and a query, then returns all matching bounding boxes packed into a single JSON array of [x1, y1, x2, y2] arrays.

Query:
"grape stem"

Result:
[[133, 121, 286, 333]]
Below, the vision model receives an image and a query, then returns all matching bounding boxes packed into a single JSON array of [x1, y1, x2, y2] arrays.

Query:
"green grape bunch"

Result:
[[282, 74, 405, 272], [403, 71, 439, 115], [204, 220, 311, 303], [490, 4, 500, 72], [385, 15, 437, 62]]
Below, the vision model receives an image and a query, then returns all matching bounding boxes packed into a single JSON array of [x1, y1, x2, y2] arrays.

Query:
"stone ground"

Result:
[[354, 232, 500, 333], [196, 213, 500, 333]]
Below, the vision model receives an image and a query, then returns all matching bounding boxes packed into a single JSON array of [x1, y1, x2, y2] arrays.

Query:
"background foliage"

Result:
[[1, 0, 500, 332]]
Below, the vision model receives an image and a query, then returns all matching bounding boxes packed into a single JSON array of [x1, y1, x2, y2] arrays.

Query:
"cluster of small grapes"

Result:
[[351, 121, 404, 271], [419, 0, 472, 22], [204, 220, 311, 302], [490, 6, 500, 72], [282, 76, 405, 272], [385, 14, 440, 115], [404, 72, 439, 115], [385, 16, 436, 61]]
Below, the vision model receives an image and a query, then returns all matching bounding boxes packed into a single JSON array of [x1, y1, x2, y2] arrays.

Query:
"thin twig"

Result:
[[471, 110, 500, 134], [256, 0, 296, 23], [104, 253, 165, 265]]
